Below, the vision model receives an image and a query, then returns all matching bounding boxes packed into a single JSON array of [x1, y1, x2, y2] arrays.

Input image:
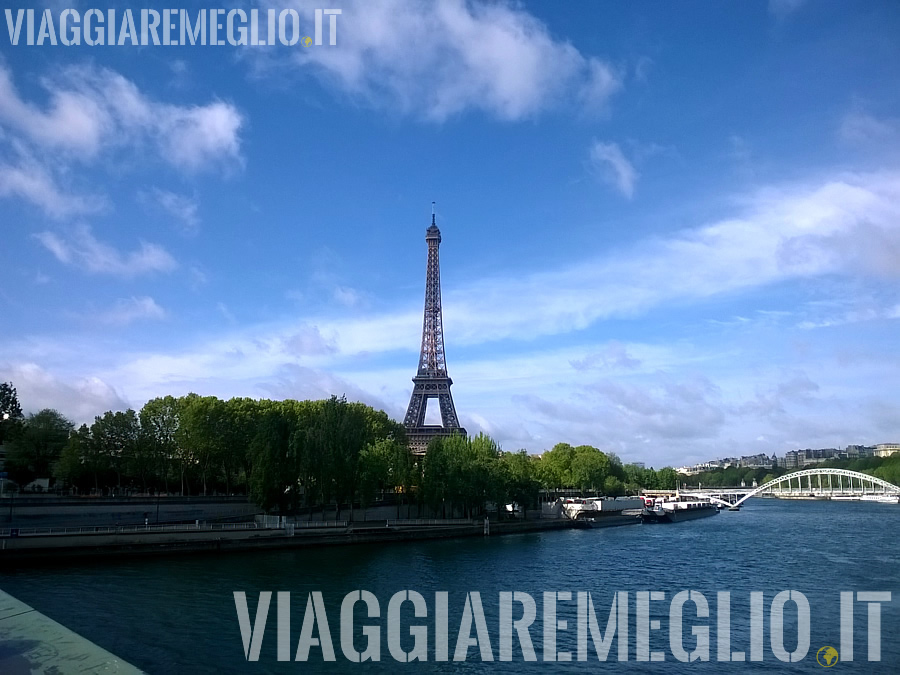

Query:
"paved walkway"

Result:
[[0, 589, 143, 674]]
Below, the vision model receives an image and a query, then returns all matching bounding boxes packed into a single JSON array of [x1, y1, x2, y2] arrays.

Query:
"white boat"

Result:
[[860, 495, 900, 504]]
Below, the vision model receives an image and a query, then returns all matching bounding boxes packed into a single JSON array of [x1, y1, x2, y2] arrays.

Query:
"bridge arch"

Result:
[[722, 469, 900, 508]]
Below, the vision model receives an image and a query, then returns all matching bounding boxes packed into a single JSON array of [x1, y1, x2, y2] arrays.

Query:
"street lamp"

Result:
[[0, 413, 8, 500]]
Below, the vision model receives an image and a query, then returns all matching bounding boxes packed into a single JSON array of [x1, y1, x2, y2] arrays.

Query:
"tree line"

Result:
[[418, 438, 678, 519], [0, 381, 680, 517]]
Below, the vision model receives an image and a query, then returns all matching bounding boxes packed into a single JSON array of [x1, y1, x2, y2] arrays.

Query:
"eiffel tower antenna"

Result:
[[403, 206, 466, 455]]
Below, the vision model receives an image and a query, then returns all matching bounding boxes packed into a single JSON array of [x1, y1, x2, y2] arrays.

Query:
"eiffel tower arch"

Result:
[[403, 208, 466, 455]]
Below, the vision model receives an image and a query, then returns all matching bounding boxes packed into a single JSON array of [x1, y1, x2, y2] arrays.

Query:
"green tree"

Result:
[[570, 445, 611, 493], [219, 397, 261, 493], [249, 403, 301, 513], [139, 396, 180, 493], [54, 424, 94, 492], [0, 381, 24, 445], [177, 394, 227, 495], [538, 443, 576, 489], [603, 475, 625, 497], [655, 467, 678, 490], [91, 409, 140, 489], [301, 396, 369, 519], [500, 450, 541, 517], [358, 438, 394, 511], [469, 433, 504, 517], [6, 409, 73, 486], [422, 436, 453, 517]]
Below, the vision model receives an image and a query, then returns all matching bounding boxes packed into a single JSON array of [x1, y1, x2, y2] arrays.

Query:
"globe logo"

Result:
[[816, 646, 839, 667], [303, 36, 313, 47]]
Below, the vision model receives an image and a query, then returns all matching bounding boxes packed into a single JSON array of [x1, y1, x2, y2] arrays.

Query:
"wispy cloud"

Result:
[[840, 110, 900, 146], [47, 169, 900, 375], [142, 188, 201, 234], [93, 296, 167, 326], [769, 0, 806, 19], [0, 156, 105, 220], [270, 0, 622, 121], [589, 140, 638, 198], [0, 63, 244, 171], [34, 226, 177, 278], [0, 61, 243, 222]]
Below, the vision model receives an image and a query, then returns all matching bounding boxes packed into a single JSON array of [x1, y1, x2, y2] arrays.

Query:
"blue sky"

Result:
[[1, 0, 899, 467]]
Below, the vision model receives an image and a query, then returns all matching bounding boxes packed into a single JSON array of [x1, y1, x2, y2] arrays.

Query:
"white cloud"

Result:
[[0, 62, 243, 221], [276, 0, 621, 121], [0, 65, 107, 156], [438, 171, 900, 347], [282, 325, 337, 356], [94, 297, 167, 325], [0, 362, 130, 424], [0, 62, 244, 170], [258, 364, 393, 414], [570, 342, 642, 372], [217, 302, 237, 324], [796, 301, 900, 330], [144, 188, 200, 233], [333, 286, 363, 307], [589, 140, 638, 198], [51, 170, 900, 385], [0, 156, 105, 219], [159, 102, 244, 172], [5, 169, 900, 463], [34, 226, 177, 278], [587, 376, 727, 441]]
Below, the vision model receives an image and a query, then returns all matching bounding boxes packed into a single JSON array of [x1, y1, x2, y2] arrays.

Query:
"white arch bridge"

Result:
[[686, 469, 900, 509]]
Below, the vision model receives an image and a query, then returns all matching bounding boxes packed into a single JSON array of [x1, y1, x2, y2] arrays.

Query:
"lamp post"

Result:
[[1, 412, 8, 501]]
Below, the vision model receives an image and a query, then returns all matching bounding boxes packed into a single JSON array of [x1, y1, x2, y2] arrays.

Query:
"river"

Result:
[[2, 499, 899, 673]]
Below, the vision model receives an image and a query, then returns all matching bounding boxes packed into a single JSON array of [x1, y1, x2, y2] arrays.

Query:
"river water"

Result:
[[2, 499, 899, 673]]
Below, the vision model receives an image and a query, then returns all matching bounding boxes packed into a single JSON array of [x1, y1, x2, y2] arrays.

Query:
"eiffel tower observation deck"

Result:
[[403, 207, 467, 455]]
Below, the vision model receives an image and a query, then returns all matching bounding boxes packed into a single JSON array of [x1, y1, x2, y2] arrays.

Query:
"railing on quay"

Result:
[[0, 522, 263, 538], [386, 518, 473, 527]]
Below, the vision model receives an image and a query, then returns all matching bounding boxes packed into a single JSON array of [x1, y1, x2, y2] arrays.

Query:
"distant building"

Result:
[[845, 445, 875, 458], [875, 443, 900, 458], [737, 453, 774, 469], [629, 462, 646, 470], [676, 453, 775, 475], [783, 448, 843, 469]]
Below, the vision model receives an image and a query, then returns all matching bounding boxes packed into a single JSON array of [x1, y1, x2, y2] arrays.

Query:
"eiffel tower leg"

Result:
[[438, 393, 460, 428], [404, 384, 428, 428]]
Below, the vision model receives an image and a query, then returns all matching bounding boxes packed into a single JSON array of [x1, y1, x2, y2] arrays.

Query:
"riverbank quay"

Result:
[[0, 495, 261, 529], [0, 589, 143, 674], [0, 514, 638, 566]]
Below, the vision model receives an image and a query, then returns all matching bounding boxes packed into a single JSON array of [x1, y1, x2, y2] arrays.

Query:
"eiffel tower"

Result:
[[403, 207, 466, 455]]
